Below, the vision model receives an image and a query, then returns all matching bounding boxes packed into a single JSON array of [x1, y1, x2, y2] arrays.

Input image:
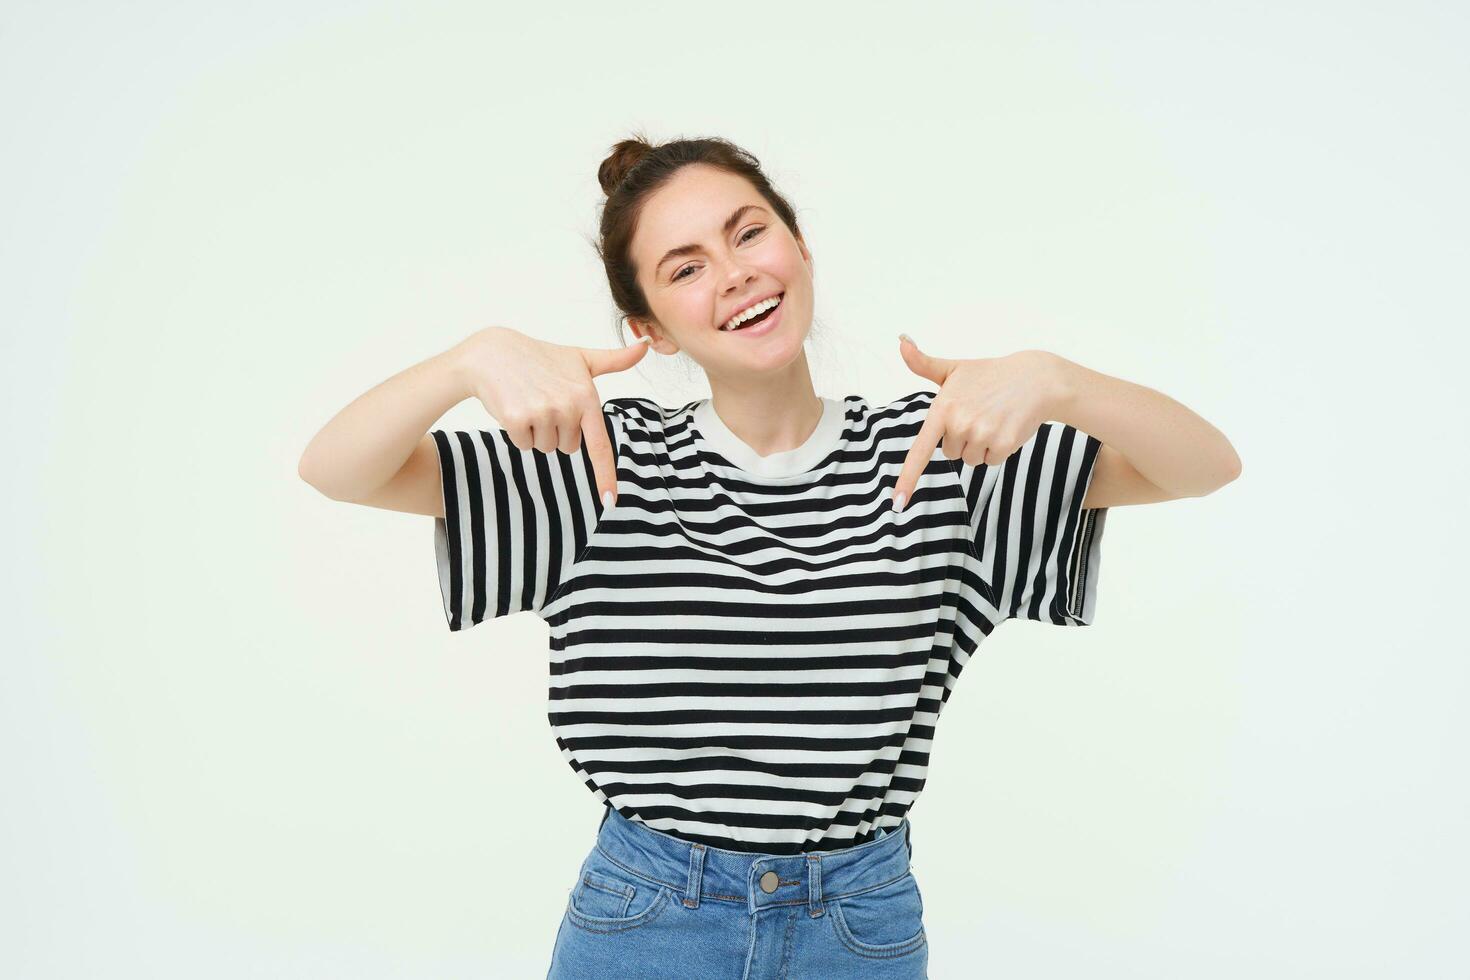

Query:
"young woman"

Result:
[[299, 135, 1241, 978]]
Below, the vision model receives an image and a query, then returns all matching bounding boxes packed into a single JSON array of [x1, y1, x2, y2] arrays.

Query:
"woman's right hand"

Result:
[[451, 326, 653, 505]]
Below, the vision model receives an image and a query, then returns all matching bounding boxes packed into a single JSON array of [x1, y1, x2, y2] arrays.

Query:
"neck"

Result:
[[705, 352, 824, 459]]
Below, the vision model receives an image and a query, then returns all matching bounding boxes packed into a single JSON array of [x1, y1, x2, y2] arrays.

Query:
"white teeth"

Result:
[[721, 294, 782, 331]]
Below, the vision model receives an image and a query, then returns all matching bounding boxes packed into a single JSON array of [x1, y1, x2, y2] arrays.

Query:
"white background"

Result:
[[4, 1, 1465, 977]]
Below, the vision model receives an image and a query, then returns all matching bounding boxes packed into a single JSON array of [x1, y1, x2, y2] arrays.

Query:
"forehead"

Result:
[[632, 165, 764, 264]]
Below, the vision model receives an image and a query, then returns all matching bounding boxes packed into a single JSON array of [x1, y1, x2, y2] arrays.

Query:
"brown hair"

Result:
[[594, 132, 804, 343]]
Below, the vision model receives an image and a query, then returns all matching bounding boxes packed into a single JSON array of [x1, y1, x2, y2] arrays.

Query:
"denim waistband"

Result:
[[590, 807, 915, 918]]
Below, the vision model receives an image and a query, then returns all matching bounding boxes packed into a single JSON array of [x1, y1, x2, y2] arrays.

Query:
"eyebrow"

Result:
[[654, 204, 770, 277]]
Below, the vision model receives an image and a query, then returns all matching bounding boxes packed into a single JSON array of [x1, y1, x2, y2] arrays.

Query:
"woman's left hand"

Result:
[[890, 336, 1069, 512]]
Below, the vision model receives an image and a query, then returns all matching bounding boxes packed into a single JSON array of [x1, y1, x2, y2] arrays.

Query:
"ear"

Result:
[[796, 234, 813, 273], [629, 317, 672, 353]]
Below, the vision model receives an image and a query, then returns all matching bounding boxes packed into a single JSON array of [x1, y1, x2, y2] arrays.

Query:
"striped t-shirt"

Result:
[[430, 389, 1107, 855]]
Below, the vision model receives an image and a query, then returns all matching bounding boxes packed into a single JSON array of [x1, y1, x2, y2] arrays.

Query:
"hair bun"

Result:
[[598, 137, 654, 197]]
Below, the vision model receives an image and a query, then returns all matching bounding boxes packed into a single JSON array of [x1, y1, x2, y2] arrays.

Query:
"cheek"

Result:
[[772, 253, 811, 291], [673, 289, 718, 330]]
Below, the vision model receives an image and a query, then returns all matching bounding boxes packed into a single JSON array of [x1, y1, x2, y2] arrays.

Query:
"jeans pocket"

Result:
[[565, 848, 672, 934], [573, 868, 635, 919], [831, 871, 928, 958]]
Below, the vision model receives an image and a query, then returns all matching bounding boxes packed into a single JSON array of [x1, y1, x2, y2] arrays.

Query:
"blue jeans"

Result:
[[546, 806, 929, 978]]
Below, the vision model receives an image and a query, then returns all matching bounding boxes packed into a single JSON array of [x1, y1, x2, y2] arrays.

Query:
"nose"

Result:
[[717, 256, 758, 292]]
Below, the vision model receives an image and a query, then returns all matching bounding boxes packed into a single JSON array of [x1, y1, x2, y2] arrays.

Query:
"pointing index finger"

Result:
[[580, 405, 618, 508], [892, 406, 945, 512]]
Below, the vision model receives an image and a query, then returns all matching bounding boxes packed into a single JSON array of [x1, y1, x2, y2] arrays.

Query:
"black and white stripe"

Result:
[[430, 390, 1107, 854]]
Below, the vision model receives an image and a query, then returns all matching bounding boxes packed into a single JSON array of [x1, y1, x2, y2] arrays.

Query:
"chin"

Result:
[[744, 332, 810, 370]]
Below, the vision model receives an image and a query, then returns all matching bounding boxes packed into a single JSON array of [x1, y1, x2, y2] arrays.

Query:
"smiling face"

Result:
[[627, 164, 814, 383]]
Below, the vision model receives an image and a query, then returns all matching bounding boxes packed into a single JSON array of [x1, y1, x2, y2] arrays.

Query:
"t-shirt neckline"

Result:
[[691, 395, 846, 479]]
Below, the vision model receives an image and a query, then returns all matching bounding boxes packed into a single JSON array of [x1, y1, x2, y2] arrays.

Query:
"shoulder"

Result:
[[601, 396, 695, 427], [885, 389, 939, 413], [866, 389, 938, 427], [599, 397, 707, 450]]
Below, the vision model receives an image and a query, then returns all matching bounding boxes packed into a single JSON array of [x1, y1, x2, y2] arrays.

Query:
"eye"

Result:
[[670, 227, 767, 282]]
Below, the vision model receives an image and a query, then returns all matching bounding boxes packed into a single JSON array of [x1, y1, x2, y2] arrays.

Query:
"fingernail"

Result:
[[891, 491, 906, 512], [899, 333, 915, 346], [602, 490, 614, 509], [635, 335, 653, 346]]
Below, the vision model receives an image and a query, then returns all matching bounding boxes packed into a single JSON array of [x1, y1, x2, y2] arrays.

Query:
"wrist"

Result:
[[1038, 350, 1083, 422], [444, 326, 504, 401]]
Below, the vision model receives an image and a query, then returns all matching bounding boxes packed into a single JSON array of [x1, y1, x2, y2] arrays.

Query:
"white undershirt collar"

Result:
[[692, 396, 845, 478]]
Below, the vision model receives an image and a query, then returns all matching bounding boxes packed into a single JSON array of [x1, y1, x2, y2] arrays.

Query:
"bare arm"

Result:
[[300, 325, 649, 518], [297, 333, 476, 509]]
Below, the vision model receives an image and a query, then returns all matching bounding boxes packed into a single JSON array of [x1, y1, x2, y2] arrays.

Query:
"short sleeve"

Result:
[[954, 421, 1108, 626], [430, 405, 622, 630]]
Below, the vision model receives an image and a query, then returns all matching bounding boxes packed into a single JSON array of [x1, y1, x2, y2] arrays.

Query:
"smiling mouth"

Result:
[[721, 293, 783, 331]]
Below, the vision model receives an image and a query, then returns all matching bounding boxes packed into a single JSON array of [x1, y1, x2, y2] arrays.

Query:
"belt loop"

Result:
[[905, 820, 913, 865], [806, 854, 824, 918], [682, 842, 706, 909]]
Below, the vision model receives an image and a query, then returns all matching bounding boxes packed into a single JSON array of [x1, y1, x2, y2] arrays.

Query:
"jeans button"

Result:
[[760, 870, 779, 894]]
